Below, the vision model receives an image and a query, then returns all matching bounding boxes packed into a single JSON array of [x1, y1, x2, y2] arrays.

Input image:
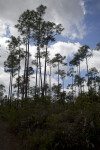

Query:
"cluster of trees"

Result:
[[3, 5, 64, 102], [0, 5, 100, 105], [69, 45, 100, 97]]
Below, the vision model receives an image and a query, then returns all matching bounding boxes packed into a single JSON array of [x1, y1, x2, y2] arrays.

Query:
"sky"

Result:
[[0, 0, 100, 93]]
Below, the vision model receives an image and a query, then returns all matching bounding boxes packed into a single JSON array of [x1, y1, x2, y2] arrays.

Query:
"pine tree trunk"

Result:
[[18, 48, 21, 99], [24, 42, 28, 99], [58, 62, 59, 97], [38, 46, 42, 94], [49, 66, 51, 95], [27, 39, 30, 97], [63, 78, 64, 92], [35, 47, 39, 96], [86, 56, 89, 91], [44, 45, 48, 96], [9, 72, 12, 106], [72, 75, 73, 100]]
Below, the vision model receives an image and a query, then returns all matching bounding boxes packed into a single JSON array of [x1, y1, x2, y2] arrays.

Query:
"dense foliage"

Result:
[[0, 95, 100, 150]]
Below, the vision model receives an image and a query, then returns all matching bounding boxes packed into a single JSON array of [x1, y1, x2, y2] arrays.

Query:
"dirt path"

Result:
[[0, 120, 21, 150]]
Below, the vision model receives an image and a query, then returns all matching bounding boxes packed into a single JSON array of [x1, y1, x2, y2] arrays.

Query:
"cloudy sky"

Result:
[[0, 0, 100, 92]]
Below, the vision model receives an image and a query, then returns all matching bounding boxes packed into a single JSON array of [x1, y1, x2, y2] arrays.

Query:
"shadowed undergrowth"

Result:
[[0, 97, 100, 150]]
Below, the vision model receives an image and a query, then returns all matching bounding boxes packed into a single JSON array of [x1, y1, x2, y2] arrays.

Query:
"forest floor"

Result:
[[0, 119, 21, 150]]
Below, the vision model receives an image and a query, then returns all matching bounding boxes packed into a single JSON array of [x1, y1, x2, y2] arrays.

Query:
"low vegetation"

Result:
[[0, 95, 100, 150]]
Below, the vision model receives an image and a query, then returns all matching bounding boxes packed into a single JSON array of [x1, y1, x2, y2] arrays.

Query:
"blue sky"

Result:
[[56, 0, 100, 49], [81, 0, 100, 48]]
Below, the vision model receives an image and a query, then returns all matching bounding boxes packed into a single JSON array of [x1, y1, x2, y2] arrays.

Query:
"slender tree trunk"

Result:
[[94, 74, 96, 92], [22, 53, 26, 99], [35, 48, 39, 96], [27, 39, 30, 97], [79, 63, 81, 94], [63, 78, 64, 92], [38, 18, 42, 95], [77, 66, 78, 74], [49, 66, 51, 96], [9, 72, 12, 106], [44, 45, 48, 96], [24, 42, 28, 99], [83, 81, 85, 93], [10, 49, 14, 107], [18, 68, 20, 99], [18, 48, 21, 99], [58, 62, 59, 86], [10, 72, 13, 108], [8, 81, 10, 100], [86, 56, 89, 91], [79, 63, 80, 76], [58, 62, 60, 97], [25, 39, 30, 98], [50, 66, 51, 90], [38, 46, 42, 94], [72, 75, 73, 100]]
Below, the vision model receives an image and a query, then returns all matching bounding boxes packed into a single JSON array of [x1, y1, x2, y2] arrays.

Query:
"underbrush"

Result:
[[0, 97, 100, 150]]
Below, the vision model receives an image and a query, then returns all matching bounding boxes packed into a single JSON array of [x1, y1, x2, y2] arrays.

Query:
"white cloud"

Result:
[[0, 37, 9, 66], [49, 41, 81, 59], [80, 50, 100, 72], [0, 0, 86, 39], [9, 23, 20, 37], [0, 37, 11, 92], [0, 20, 7, 36], [80, 0, 86, 15], [0, 67, 10, 91]]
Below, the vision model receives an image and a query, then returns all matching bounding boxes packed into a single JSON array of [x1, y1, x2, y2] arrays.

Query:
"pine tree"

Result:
[[15, 10, 33, 98], [51, 53, 66, 97], [4, 36, 19, 107]]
